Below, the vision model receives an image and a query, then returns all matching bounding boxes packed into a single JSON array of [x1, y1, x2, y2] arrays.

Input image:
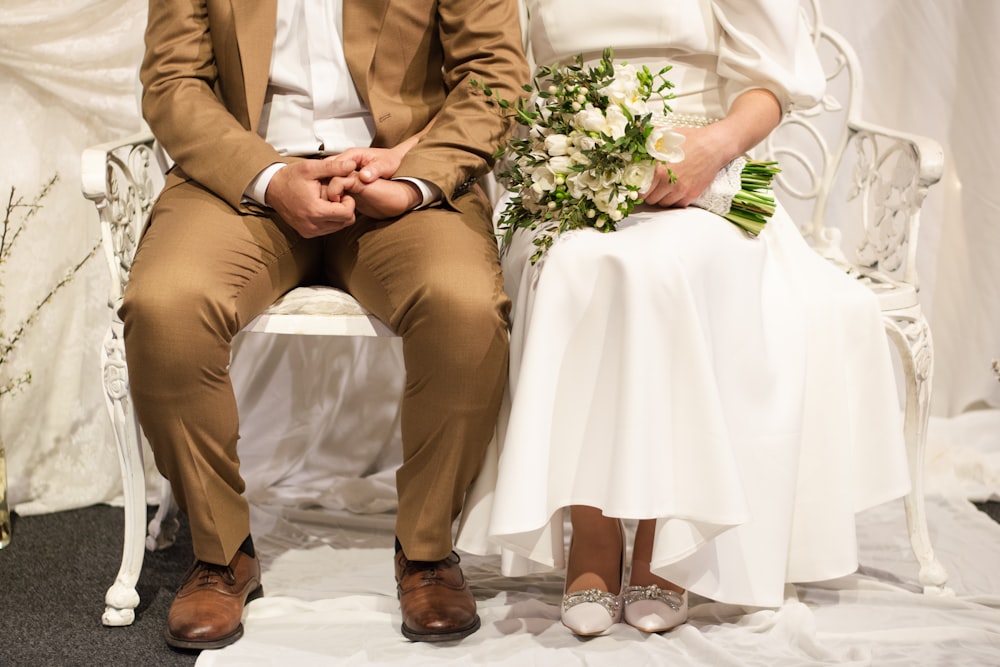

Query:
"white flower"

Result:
[[519, 188, 544, 213], [530, 167, 557, 194], [600, 63, 649, 117], [574, 104, 606, 134], [646, 122, 685, 163], [544, 134, 571, 156], [600, 63, 640, 105], [566, 170, 603, 200], [567, 170, 601, 196], [577, 134, 598, 151], [568, 150, 590, 167], [622, 162, 656, 191], [604, 105, 629, 139], [592, 186, 626, 215], [576, 103, 629, 139], [547, 155, 574, 175]]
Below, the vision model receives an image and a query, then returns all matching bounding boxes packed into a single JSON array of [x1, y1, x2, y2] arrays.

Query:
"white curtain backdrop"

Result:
[[0, 0, 147, 513], [0, 0, 997, 515]]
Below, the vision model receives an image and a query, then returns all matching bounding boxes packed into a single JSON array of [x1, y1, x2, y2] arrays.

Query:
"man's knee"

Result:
[[407, 270, 509, 342], [120, 270, 236, 391]]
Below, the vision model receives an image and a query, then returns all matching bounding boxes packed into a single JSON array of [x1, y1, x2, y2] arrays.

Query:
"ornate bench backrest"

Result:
[[82, 132, 164, 308], [762, 0, 943, 290]]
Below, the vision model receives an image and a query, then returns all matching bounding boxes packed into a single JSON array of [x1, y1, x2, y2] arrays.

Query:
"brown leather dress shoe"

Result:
[[394, 550, 480, 642], [165, 550, 263, 650]]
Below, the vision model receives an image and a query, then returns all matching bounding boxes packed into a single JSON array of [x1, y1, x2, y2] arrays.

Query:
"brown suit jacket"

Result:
[[140, 0, 528, 212]]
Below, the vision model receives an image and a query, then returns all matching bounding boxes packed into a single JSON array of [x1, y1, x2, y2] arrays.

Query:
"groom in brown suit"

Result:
[[123, 0, 527, 650]]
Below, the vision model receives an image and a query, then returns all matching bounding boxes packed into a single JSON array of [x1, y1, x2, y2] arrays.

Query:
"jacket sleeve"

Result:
[[393, 0, 530, 208], [140, 0, 283, 209]]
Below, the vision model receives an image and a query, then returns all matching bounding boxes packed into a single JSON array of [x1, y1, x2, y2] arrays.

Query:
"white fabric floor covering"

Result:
[[195, 411, 1000, 666]]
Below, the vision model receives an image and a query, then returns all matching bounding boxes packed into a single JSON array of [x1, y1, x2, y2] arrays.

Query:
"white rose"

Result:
[[622, 162, 655, 191], [646, 123, 685, 163]]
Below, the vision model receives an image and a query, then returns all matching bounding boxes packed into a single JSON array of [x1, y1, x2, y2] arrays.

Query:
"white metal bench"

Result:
[[80, 0, 949, 628]]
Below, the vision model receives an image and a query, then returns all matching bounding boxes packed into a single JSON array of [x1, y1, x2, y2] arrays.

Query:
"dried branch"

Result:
[[0, 175, 99, 398], [0, 175, 58, 266]]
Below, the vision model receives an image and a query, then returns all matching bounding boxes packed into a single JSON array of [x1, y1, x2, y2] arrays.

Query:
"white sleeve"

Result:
[[712, 0, 826, 114]]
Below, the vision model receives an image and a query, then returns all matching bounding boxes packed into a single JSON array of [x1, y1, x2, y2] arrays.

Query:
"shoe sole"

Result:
[[164, 585, 264, 651], [401, 614, 481, 643]]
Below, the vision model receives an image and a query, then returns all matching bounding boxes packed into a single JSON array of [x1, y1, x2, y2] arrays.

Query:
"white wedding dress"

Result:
[[456, 0, 910, 608]]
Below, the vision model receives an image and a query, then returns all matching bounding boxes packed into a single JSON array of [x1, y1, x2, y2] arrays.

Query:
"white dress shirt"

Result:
[[247, 0, 437, 207]]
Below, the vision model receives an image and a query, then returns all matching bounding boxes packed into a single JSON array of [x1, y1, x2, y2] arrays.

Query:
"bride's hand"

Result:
[[641, 126, 733, 208]]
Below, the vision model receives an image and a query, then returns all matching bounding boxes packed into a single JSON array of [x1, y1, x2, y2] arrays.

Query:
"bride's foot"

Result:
[[623, 519, 688, 633], [561, 507, 624, 636]]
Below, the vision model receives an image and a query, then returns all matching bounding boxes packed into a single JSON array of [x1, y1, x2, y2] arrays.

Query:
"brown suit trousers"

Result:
[[124, 0, 526, 566]]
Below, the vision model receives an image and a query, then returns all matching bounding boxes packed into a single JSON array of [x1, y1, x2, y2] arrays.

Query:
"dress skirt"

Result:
[[457, 199, 910, 608]]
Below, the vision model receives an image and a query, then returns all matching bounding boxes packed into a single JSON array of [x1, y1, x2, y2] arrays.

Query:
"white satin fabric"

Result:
[[456, 0, 910, 607]]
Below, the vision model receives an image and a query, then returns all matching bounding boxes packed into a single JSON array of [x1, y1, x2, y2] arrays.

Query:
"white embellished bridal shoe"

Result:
[[561, 585, 623, 636], [622, 584, 688, 633], [560, 521, 625, 636]]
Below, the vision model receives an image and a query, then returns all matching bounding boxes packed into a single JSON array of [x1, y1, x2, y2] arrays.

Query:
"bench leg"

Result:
[[101, 324, 145, 626], [885, 311, 950, 594]]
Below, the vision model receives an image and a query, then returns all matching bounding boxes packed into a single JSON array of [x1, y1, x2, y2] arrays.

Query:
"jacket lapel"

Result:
[[342, 0, 391, 106], [231, 0, 278, 131]]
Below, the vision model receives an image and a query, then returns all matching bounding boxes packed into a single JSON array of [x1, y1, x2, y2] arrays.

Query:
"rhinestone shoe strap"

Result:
[[562, 588, 622, 616], [622, 585, 683, 611]]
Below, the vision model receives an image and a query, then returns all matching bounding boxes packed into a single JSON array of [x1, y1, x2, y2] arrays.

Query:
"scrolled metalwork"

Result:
[[851, 131, 925, 282], [99, 141, 156, 305]]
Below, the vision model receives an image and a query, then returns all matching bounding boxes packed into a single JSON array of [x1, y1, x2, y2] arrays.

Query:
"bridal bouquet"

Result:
[[475, 49, 780, 263]]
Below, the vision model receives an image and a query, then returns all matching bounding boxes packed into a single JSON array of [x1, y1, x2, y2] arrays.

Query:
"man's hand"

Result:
[[338, 146, 407, 185], [346, 178, 423, 220], [264, 158, 360, 238]]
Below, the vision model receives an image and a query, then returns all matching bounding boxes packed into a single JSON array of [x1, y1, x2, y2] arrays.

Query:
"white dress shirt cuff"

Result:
[[245, 162, 287, 206], [394, 177, 441, 209]]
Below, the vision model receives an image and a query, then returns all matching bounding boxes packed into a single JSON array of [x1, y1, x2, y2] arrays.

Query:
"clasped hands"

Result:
[[264, 147, 422, 239]]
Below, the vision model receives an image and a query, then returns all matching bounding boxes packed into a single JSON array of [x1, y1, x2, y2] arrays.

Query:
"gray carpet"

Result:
[[1, 501, 998, 666], [0, 505, 197, 667]]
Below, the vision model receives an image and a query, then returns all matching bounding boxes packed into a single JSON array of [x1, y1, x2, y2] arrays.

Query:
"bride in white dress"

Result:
[[457, 0, 910, 636]]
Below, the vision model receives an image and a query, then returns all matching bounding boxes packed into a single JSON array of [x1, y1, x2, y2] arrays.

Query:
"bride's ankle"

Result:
[[566, 509, 623, 595], [629, 519, 684, 593]]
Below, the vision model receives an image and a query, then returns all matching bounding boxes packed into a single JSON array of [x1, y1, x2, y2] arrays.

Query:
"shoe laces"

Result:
[[184, 560, 237, 588], [398, 552, 459, 581]]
